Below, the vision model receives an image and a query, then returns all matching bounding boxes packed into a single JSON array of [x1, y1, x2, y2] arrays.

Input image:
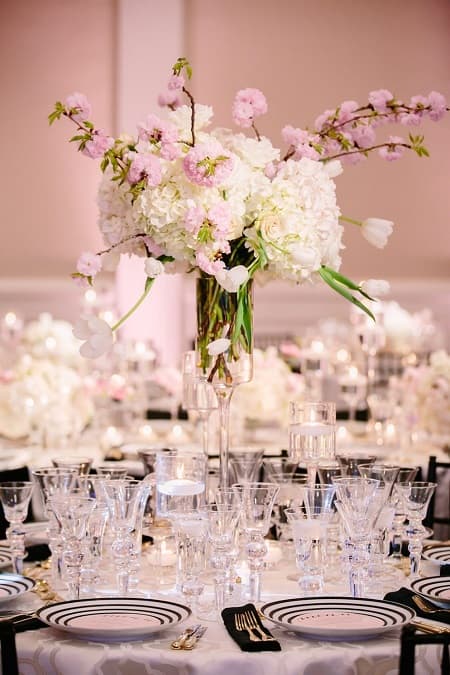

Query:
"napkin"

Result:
[[221, 603, 281, 652], [384, 587, 450, 625], [441, 565, 450, 577], [25, 544, 51, 563]]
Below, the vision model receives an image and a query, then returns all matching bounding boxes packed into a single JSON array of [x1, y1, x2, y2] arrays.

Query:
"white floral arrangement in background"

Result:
[[231, 347, 304, 426], [0, 355, 93, 441], [381, 301, 443, 355], [400, 350, 450, 437], [22, 313, 82, 365]]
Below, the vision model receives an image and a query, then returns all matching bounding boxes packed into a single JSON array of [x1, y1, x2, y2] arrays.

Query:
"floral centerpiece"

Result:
[[50, 58, 447, 364], [232, 347, 304, 428], [50, 58, 447, 484]]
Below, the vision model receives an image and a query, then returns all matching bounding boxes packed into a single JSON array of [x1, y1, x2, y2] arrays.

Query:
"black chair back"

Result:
[[399, 624, 450, 674], [424, 455, 450, 536]]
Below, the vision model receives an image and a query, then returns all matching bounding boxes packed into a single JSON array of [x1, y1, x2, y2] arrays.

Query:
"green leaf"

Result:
[[319, 268, 375, 321]]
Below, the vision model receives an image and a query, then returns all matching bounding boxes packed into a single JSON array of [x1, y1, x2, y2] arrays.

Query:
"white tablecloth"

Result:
[[5, 559, 446, 675]]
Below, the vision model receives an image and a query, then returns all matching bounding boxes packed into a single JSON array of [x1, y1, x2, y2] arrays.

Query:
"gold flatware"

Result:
[[182, 626, 207, 649], [242, 611, 276, 641], [411, 619, 450, 634], [170, 624, 201, 650], [412, 594, 448, 615], [235, 612, 259, 642]]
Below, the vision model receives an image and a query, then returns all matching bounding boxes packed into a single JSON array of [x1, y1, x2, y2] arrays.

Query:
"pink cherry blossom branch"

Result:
[[324, 141, 412, 162], [182, 86, 196, 146]]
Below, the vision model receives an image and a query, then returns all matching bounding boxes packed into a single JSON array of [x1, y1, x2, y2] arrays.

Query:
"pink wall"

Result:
[[0, 0, 115, 277], [186, 0, 450, 279]]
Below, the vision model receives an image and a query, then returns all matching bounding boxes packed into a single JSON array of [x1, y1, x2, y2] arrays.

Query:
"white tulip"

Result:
[[73, 316, 113, 359], [144, 257, 165, 278], [361, 279, 390, 298], [289, 244, 319, 268], [361, 218, 394, 249], [215, 265, 248, 293], [207, 338, 231, 356]]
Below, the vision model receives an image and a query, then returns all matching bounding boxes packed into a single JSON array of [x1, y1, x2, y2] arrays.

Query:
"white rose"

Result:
[[144, 258, 165, 278], [259, 214, 286, 243], [361, 218, 394, 249]]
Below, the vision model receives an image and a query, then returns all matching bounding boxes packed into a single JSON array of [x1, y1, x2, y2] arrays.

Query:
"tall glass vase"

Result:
[[196, 275, 253, 489]]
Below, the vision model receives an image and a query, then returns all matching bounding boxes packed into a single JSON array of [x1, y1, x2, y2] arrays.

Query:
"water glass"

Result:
[[173, 510, 208, 614], [395, 481, 436, 579], [289, 401, 336, 488], [286, 505, 332, 595]]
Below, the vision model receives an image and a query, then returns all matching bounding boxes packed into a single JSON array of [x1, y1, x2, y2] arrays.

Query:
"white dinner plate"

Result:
[[0, 544, 13, 569], [260, 597, 415, 641], [422, 545, 450, 565], [410, 576, 450, 609], [37, 597, 191, 642], [0, 573, 35, 602]]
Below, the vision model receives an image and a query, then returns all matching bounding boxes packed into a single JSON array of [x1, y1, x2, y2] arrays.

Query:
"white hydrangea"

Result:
[[168, 104, 214, 138], [245, 158, 342, 282]]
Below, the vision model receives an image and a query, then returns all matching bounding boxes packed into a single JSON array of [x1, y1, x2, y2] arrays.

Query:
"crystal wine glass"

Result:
[[182, 350, 217, 463], [233, 482, 279, 603], [0, 481, 34, 574], [395, 481, 436, 579], [286, 504, 332, 595]]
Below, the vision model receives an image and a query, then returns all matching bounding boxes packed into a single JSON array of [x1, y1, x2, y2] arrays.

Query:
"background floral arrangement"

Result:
[[50, 58, 448, 358], [231, 346, 304, 426], [0, 355, 93, 441], [400, 350, 450, 437]]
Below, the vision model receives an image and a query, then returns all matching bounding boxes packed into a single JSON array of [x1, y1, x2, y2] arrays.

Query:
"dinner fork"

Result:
[[243, 611, 276, 641], [235, 612, 259, 642]]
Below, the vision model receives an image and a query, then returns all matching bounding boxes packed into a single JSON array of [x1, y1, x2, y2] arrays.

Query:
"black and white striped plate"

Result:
[[36, 597, 191, 642], [422, 545, 450, 565], [0, 545, 13, 569], [0, 574, 35, 602], [410, 577, 450, 609], [260, 597, 415, 640]]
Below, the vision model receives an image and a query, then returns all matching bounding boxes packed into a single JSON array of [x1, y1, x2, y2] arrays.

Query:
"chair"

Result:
[[0, 466, 34, 539], [399, 624, 450, 675], [424, 455, 450, 536]]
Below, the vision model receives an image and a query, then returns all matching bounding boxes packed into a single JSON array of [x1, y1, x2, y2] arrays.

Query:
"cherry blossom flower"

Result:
[[82, 129, 113, 159], [65, 92, 91, 122], [232, 88, 267, 128], [127, 153, 162, 186], [183, 141, 233, 187], [76, 252, 102, 277], [378, 136, 405, 161], [368, 89, 394, 112]]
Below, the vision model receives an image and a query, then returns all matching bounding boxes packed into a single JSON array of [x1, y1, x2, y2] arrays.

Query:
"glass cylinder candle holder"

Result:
[[155, 452, 206, 519]]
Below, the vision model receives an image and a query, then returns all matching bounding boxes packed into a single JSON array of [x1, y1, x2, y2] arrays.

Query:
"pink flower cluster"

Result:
[[232, 88, 268, 128], [82, 129, 113, 159], [182, 141, 234, 187], [138, 114, 180, 160], [157, 74, 185, 109], [77, 251, 102, 277], [127, 153, 162, 186]]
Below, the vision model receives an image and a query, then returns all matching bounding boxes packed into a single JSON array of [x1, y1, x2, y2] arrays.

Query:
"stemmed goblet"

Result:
[[182, 350, 217, 463], [206, 503, 240, 615], [0, 481, 34, 574], [48, 493, 95, 599], [32, 467, 78, 584], [233, 482, 279, 603], [395, 481, 436, 579], [102, 479, 151, 595]]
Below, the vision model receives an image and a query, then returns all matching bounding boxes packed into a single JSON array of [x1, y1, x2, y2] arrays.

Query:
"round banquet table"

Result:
[[7, 557, 446, 675]]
